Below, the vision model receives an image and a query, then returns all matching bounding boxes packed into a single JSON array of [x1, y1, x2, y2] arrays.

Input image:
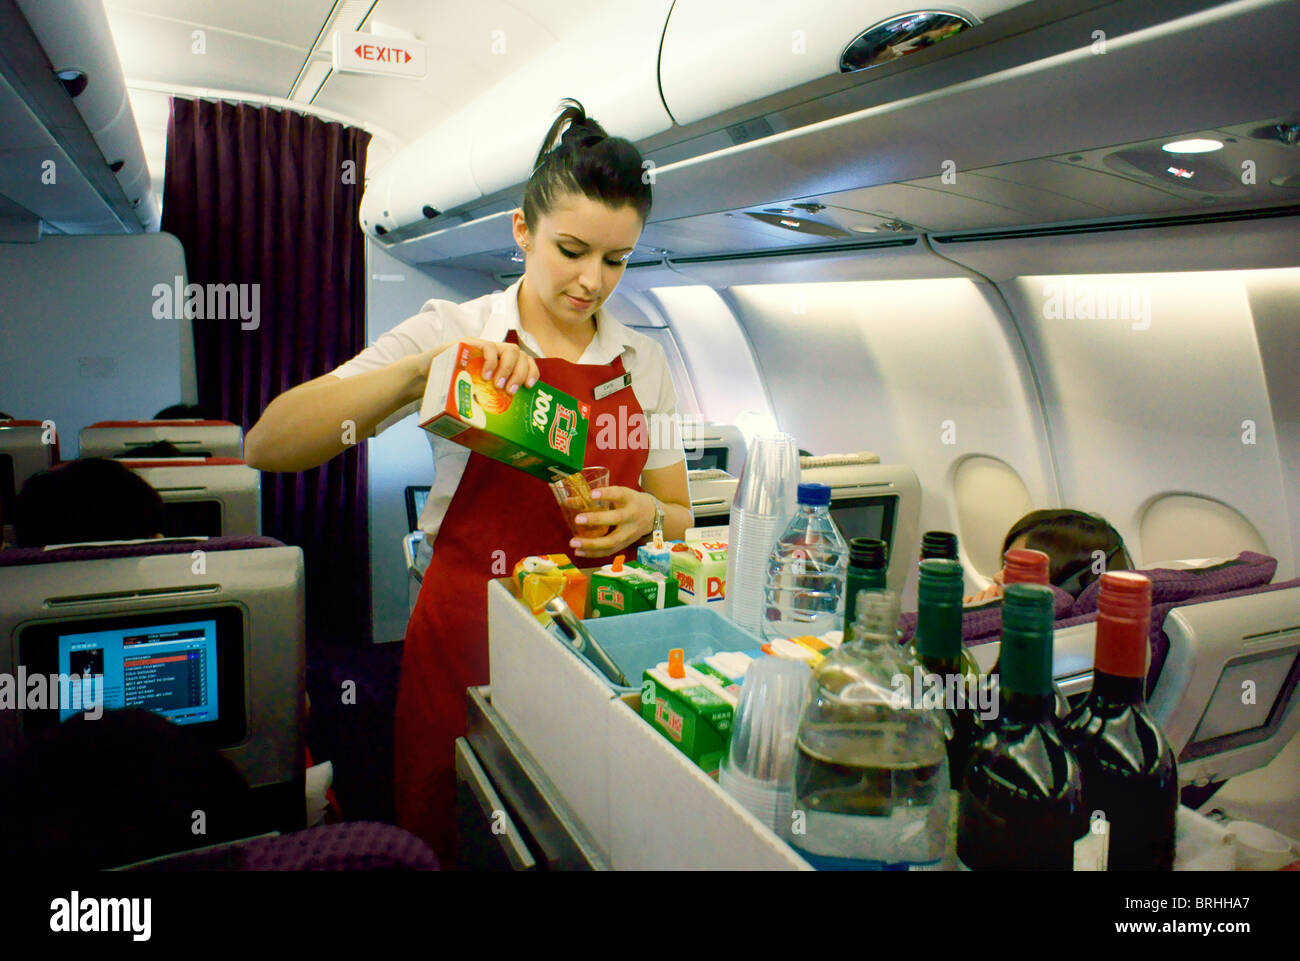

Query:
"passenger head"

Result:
[[14, 458, 165, 547], [513, 97, 651, 326], [1002, 509, 1131, 595], [154, 403, 208, 419]]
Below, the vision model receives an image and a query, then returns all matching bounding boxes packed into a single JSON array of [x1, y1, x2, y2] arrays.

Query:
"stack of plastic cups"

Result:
[[718, 657, 812, 838], [725, 432, 801, 633]]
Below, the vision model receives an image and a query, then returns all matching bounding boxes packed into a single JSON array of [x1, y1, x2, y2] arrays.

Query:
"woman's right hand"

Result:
[[406, 338, 540, 399], [963, 568, 1006, 606]]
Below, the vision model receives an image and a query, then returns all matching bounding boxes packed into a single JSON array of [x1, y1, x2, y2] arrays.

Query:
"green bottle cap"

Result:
[[915, 559, 963, 659], [1000, 583, 1056, 696]]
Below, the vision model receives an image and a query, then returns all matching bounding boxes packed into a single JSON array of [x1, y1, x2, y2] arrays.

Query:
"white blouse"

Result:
[[330, 276, 685, 540]]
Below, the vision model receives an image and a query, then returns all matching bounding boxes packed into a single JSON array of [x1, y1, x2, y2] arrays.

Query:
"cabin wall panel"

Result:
[[0, 233, 189, 455], [1004, 270, 1296, 579], [725, 278, 1058, 601], [363, 241, 498, 643]]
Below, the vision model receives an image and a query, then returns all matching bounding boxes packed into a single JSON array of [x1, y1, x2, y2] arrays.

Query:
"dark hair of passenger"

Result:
[[521, 97, 653, 234], [14, 458, 165, 548], [154, 403, 208, 419], [0, 709, 252, 870], [1002, 508, 1132, 595]]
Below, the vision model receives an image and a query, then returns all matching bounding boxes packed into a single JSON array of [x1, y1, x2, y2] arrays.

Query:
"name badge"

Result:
[[593, 372, 632, 401]]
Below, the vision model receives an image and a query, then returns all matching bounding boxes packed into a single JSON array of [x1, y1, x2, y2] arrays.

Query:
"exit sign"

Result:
[[332, 30, 427, 78]]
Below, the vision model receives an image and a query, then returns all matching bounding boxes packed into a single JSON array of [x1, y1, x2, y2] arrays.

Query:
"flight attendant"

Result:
[[245, 99, 693, 866]]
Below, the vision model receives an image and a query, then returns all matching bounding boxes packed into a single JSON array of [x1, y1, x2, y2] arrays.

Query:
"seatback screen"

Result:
[[57, 620, 219, 725], [830, 494, 898, 550]]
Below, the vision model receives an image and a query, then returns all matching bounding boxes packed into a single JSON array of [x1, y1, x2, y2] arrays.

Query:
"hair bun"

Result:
[[561, 118, 604, 150]]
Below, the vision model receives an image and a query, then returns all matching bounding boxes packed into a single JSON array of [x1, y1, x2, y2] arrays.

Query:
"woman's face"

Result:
[[512, 193, 642, 327]]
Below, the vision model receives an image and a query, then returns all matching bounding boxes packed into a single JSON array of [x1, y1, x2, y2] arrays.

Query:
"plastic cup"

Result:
[[550, 467, 611, 539], [719, 657, 811, 835], [1228, 821, 1297, 870]]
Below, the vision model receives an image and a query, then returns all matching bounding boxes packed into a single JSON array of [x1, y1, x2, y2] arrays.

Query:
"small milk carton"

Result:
[[419, 341, 589, 480], [669, 540, 728, 606]]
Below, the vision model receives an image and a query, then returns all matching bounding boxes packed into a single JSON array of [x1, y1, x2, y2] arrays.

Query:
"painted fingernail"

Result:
[[590, 490, 601, 499], [483, 368, 494, 379], [570, 539, 580, 548], [575, 515, 586, 525], [496, 378, 506, 389], [508, 384, 519, 394], [526, 378, 537, 387]]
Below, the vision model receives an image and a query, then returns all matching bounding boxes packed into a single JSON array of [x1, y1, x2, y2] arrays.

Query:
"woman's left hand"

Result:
[[568, 486, 654, 558]]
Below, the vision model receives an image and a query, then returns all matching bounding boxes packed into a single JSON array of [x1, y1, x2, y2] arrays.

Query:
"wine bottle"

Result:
[[920, 530, 958, 561], [1062, 571, 1177, 870], [905, 559, 981, 790], [988, 548, 1071, 720], [957, 583, 1089, 870], [843, 538, 888, 636]]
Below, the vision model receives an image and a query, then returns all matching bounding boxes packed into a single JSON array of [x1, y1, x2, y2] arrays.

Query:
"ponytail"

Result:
[[522, 97, 652, 232]]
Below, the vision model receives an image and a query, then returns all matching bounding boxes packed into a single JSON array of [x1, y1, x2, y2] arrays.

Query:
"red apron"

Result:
[[395, 330, 650, 865]]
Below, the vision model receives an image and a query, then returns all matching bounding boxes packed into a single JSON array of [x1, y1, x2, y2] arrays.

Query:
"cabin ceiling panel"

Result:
[[104, 3, 319, 94]]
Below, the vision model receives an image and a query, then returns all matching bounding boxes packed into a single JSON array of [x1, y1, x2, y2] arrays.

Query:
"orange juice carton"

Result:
[[669, 539, 728, 606], [419, 341, 589, 480], [513, 554, 587, 621]]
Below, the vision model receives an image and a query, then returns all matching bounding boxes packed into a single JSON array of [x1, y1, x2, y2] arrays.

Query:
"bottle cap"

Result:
[[1095, 571, 1152, 678], [1003, 548, 1050, 586], [667, 648, 685, 679], [1000, 583, 1055, 696], [849, 537, 888, 569], [920, 530, 958, 561], [796, 482, 831, 506], [915, 559, 964, 659]]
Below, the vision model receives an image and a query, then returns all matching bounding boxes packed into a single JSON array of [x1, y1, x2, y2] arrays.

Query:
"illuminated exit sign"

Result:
[[332, 30, 427, 78]]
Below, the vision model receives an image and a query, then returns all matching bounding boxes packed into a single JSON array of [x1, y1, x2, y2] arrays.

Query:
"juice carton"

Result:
[[636, 538, 683, 577], [669, 539, 728, 606], [419, 341, 590, 481], [587, 556, 681, 617], [513, 554, 587, 621], [641, 649, 738, 777]]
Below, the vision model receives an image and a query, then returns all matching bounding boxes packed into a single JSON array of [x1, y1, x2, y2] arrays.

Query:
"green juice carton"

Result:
[[587, 557, 681, 617], [640, 650, 738, 777], [418, 341, 589, 480]]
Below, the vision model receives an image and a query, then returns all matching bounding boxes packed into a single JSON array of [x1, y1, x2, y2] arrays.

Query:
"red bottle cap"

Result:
[[1095, 571, 1153, 678], [1003, 548, 1050, 586]]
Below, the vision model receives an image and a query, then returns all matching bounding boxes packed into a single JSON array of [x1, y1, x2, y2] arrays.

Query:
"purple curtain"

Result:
[[161, 97, 373, 645]]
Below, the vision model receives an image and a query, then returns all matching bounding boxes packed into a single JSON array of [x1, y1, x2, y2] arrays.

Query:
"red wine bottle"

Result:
[[989, 548, 1070, 719], [1062, 571, 1178, 870], [958, 583, 1088, 870]]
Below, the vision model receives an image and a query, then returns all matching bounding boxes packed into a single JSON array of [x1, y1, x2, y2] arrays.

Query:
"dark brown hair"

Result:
[[521, 98, 652, 233], [1002, 508, 1131, 595]]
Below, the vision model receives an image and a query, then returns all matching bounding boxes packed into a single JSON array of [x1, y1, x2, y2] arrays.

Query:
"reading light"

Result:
[[55, 69, 87, 97], [1162, 139, 1223, 154]]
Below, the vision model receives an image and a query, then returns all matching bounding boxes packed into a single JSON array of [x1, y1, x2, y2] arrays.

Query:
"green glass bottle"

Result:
[[904, 559, 981, 790], [843, 538, 888, 637], [957, 583, 1089, 870]]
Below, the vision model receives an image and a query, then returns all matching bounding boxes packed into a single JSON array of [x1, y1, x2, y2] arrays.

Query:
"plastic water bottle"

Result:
[[762, 482, 848, 641]]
